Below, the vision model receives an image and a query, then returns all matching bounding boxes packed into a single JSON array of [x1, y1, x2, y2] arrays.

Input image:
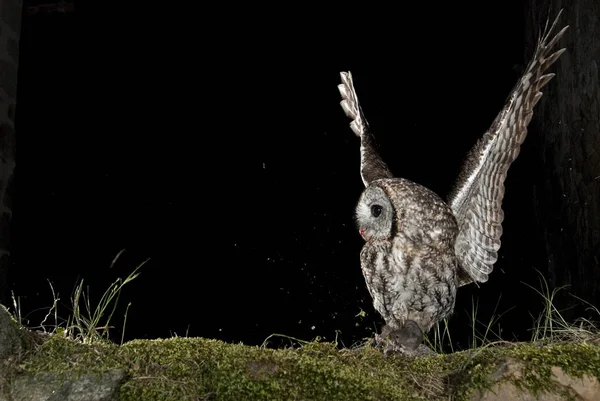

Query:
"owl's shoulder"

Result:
[[374, 178, 445, 202]]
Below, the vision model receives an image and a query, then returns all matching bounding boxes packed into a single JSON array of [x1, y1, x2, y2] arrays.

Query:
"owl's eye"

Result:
[[371, 204, 383, 218]]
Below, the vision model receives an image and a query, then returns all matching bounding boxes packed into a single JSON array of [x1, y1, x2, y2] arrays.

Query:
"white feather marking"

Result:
[[355, 195, 371, 222], [359, 143, 368, 187], [513, 94, 524, 117], [521, 72, 533, 91], [508, 109, 516, 128], [528, 59, 537, 71]]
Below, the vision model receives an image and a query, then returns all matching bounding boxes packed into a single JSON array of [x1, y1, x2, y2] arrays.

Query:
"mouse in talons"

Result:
[[374, 320, 436, 357]]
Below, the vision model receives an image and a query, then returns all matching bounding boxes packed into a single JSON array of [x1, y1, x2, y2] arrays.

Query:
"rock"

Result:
[[0, 303, 30, 362], [470, 356, 600, 401], [472, 383, 564, 401], [7, 369, 127, 401], [550, 366, 600, 401]]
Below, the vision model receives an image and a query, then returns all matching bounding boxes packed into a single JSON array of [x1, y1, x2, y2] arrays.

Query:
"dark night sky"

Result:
[[10, 2, 576, 350]]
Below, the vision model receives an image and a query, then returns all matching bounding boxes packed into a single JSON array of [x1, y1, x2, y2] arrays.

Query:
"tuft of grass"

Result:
[[467, 294, 514, 349], [10, 249, 148, 345], [11, 289, 23, 326], [424, 270, 600, 355], [425, 295, 512, 355], [425, 317, 453, 354], [65, 249, 148, 344], [524, 269, 600, 344]]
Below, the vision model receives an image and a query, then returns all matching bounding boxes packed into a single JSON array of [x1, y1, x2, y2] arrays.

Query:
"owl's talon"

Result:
[[372, 324, 392, 348]]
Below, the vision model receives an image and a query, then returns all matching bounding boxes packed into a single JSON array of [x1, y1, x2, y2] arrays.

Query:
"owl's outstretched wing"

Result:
[[448, 11, 569, 287], [338, 71, 394, 187]]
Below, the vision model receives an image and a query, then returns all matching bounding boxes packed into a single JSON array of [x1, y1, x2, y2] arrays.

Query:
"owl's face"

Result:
[[355, 185, 394, 241]]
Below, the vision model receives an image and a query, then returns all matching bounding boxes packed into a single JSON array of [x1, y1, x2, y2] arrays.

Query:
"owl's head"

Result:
[[355, 184, 394, 241]]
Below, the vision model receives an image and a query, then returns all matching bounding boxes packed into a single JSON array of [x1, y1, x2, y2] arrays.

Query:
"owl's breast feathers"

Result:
[[360, 179, 459, 331], [360, 235, 457, 332]]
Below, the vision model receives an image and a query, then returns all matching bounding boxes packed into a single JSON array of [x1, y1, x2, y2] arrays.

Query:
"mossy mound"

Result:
[[11, 333, 600, 401]]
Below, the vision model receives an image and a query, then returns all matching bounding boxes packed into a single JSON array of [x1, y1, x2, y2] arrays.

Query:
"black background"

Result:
[[10, 2, 580, 350]]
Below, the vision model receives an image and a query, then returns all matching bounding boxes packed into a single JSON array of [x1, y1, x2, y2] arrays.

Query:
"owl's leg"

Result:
[[372, 324, 394, 348], [378, 324, 394, 342]]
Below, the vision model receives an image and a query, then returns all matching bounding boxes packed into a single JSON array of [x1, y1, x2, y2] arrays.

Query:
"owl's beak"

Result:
[[360, 228, 370, 240]]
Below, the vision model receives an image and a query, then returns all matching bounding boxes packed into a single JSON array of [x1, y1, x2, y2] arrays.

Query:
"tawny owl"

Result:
[[338, 12, 568, 354]]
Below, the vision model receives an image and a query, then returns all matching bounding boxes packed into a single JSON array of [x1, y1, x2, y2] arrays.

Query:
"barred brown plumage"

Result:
[[338, 10, 569, 355]]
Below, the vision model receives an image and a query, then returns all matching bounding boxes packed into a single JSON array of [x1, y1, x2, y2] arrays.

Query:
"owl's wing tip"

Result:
[[338, 70, 364, 138], [337, 71, 394, 185]]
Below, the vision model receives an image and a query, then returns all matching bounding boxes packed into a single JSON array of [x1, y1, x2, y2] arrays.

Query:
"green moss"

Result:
[[19, 335, 121, 373], [14, 334, 600, 401], [116, 338, 438, 401]]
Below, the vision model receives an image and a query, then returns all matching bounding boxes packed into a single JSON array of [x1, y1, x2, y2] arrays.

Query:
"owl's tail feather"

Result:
[[338, 72, 367, 138]]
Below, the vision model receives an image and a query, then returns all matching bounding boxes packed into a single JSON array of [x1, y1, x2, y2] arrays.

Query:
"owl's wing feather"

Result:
[[338, 71, 394, 187], [448, 11, 569, 287]]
